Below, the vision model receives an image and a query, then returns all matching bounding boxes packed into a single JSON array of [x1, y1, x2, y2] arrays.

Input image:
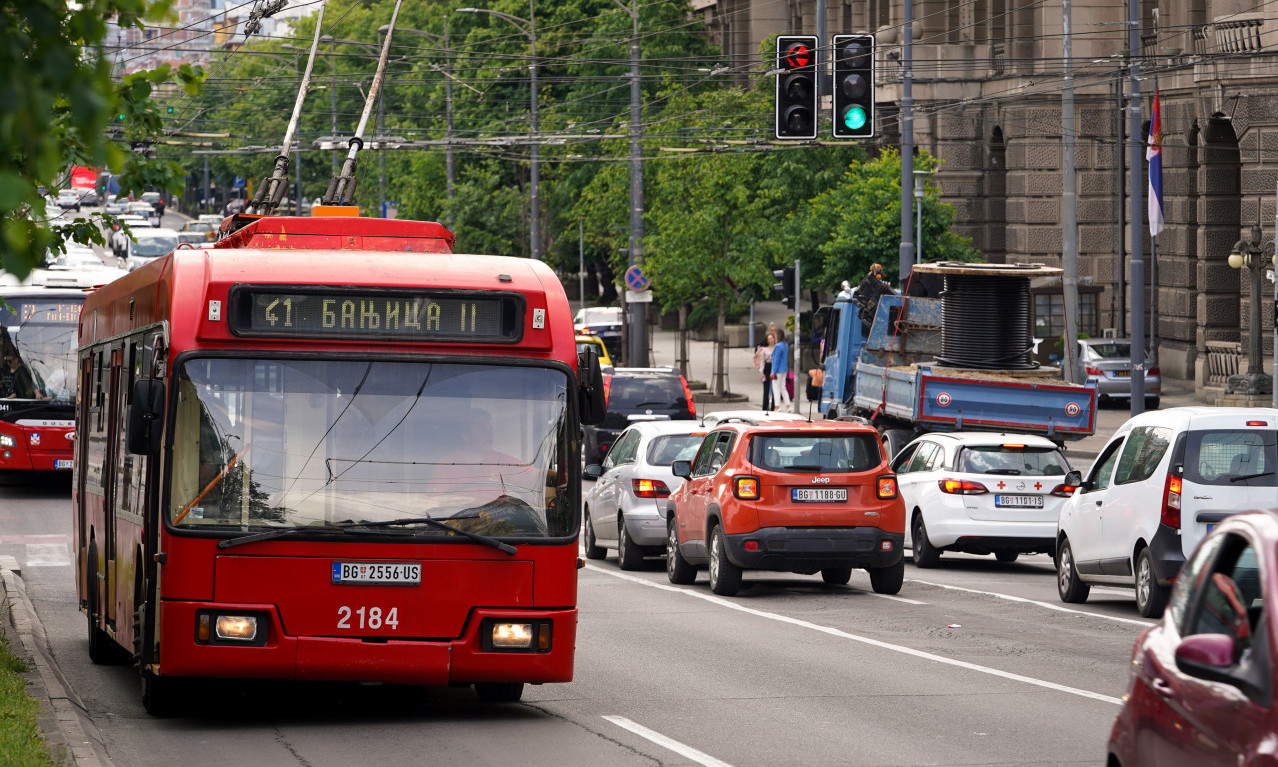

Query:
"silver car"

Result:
[[1077, 338, 1161, 409], [583, 420, 710, 569]]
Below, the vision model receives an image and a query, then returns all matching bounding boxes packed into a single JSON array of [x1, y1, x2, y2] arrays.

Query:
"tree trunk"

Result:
[[713, 306, 727, 396], [677, 305, 689, 379]]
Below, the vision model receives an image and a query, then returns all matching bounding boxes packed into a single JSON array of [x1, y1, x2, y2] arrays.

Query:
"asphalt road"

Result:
[[3, 468, 1151, 767]]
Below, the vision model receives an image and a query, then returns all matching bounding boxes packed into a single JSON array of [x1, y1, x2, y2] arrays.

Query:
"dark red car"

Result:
[[1108, 509, 1278, 767]]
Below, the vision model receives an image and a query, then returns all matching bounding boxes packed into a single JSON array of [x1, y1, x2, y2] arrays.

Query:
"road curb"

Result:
[[1, 563, 113, 767]]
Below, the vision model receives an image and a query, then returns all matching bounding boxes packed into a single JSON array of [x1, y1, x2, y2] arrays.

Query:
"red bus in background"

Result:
[[70, 166, 98, 192], [0, 271, 101, 473], [73, 212, 606, 714]]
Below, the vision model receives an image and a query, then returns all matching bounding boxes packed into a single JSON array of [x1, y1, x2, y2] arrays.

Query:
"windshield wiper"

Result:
[[217, 516, 517, 554], [1230, 471, 1275, 483], [785, 463, 827, 472]]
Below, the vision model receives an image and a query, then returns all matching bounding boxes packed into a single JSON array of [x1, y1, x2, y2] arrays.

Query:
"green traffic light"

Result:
[[842, 105, 868, 131], [166, 107, 174, 114]]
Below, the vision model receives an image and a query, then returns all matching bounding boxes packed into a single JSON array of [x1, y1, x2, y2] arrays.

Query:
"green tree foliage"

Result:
[[1, 0, 203, 277]]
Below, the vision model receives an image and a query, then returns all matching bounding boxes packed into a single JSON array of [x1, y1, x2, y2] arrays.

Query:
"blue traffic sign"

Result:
[[624, 265, 650, 291]]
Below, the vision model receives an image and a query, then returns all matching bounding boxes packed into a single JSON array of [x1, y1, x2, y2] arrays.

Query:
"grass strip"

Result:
[[0, 602, 58, 767]]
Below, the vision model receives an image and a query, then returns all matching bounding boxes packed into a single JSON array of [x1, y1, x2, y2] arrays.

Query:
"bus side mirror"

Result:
[[578, 349, 606, 426], [126, 379, 166, 455]]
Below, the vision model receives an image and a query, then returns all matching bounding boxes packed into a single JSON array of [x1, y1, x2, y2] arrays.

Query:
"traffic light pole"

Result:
[[898, 0, 915, 287], [793, 258, 801, 389], [625, 0, 646, 367]]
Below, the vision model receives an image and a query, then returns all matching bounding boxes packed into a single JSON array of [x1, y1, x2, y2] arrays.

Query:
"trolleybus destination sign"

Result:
[[230, 286, 524, 342]]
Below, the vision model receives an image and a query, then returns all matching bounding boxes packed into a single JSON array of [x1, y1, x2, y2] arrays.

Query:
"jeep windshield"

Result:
[[170, 358, 575, 539], [750, 433, 880, 473]]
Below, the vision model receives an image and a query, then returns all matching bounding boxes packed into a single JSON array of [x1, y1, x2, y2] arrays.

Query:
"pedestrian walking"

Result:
[[771, 329, 791, 412]]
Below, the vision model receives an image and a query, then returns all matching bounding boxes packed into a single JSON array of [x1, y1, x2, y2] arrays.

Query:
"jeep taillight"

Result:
[[1161, 473, 1182, 528], [632, 479, 671, 499], [938, 478, 988, 495], [680, 375, 696, 417], [877, 475, 898, 499], [733, 476, 760, 500]]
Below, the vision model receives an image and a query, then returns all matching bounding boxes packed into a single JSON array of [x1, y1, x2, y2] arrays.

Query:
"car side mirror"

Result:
[[1064, 470, 1082, 488], [126, 379, 166, 455], [584, 464, 604, 479], [577, 349, 606, 426], [672, 459, 691, 479]]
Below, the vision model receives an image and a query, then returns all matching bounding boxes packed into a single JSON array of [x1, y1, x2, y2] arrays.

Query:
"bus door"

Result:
[[103, 343, 126, 629], [75, 351, 93, 607]]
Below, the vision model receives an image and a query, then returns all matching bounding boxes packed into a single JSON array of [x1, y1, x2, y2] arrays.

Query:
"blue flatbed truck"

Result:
[[815, 264, 1097, 459]]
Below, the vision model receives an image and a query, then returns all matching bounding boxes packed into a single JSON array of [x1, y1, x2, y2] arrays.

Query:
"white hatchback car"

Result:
[[1057, 407, 1278, 618], [124, 228, 179, 271], [583, 420, 710, 569], [893, 432, 1076, 567]]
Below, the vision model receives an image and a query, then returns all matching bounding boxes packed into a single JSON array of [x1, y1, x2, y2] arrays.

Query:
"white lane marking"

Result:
[[907, 579, 1155, 628], [586, 565, 1124, 706], [24, 543, 71, 568], [871, 593, 926, 605], [603, 716, 735, 767]]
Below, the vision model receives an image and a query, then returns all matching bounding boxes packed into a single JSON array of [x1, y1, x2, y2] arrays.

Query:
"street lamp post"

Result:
[[459, 3, 539, 261], [380, 22, 454, 220], [1227, 224, 1274, 398]]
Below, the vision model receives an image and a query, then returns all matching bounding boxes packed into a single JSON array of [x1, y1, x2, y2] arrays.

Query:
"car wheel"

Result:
[[1136, 547, 1170, 618], [474, 682, 524, 703], [911, 515, 940, 568], [821, 567, 852, 585], [1056, 538, 1090, 603], [708, 525, 742, 596], [666, 519, 696, 585], [617, 519, 642, 571], [1145, 396, 1160, 410], [869, 560, 904, 595], [995, 551, 1019, 563], [583, 512, 605, 560]]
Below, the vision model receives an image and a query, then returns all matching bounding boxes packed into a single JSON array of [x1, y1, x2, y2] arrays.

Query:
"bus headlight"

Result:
[[491, 622, 533, 648], [215, 615, 258, 641]]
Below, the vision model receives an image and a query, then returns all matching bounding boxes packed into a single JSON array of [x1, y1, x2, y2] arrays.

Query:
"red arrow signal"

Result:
[[785, 43, 811, 70]]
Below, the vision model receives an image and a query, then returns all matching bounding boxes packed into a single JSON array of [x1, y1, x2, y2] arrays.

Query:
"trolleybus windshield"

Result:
[[0, 297, 82, 404], [170, 358, 574, 539]]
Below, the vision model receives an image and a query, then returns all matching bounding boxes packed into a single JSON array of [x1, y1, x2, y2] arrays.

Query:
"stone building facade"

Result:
[[695, 0, 1278, 397]]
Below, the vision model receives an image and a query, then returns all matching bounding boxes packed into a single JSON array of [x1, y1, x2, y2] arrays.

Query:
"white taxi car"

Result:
[[893, 432, 1076, 567]]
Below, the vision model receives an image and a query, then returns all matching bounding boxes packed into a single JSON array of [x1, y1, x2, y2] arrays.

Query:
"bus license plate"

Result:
[[792, 488, 848, 503], [54, 460, 73, 469], [332, 562, 421, 585], [995, 495, 1043, 508]]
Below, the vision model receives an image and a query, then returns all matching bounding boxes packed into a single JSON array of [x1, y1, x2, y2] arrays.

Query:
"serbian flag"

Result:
[[1147, 91, 1164, 236]]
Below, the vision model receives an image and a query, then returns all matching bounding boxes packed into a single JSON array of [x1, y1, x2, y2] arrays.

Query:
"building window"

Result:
[[1034, 293, 1099, 339]]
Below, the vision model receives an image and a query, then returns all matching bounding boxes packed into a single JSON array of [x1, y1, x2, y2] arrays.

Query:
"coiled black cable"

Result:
[[936, 274, 1038, 370]]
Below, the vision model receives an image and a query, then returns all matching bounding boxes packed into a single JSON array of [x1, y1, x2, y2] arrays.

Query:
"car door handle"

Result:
[[1150, 676, 1174, 697]]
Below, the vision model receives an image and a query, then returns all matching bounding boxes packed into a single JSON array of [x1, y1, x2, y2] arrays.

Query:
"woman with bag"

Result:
[[770, 329, 791, 412]]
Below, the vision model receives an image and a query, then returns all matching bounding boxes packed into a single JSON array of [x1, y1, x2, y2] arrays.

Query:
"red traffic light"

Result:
[[784, 42, 812, 70]]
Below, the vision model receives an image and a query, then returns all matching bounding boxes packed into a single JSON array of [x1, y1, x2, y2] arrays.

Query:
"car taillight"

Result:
[[602, 374, 612, 407], [681, 375, 696, 417], [1161, 473, 1182, 528], [632, 479, 671, 499], [733, 476, 760, 500], [1049, 482, 1079, 498], [1085, 366, 1102, 376], [1148, 367, 1160, 376], [938, 478, 988, 495], [877, 475, 898, 499]]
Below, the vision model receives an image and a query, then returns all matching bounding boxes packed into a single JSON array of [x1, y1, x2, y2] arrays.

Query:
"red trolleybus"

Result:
[[73, 214, 605, 714], [0, 272, 100, 473]]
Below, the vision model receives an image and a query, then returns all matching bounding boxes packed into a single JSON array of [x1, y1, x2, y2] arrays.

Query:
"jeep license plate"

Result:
[[994, 494, 1043, 508], [792, 488, 848, 503]]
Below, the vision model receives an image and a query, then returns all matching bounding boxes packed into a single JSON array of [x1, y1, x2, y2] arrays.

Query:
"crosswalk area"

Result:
[[0, 534, 73, 569]]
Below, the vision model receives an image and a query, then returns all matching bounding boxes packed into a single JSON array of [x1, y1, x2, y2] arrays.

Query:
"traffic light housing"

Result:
[[774, 35, 818, 140], [773, 267, 796, 309], [832, 34, 875, 138]]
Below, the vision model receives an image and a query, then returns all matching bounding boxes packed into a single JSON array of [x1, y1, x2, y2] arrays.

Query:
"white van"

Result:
[[1056, 407, 1278, 617]]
